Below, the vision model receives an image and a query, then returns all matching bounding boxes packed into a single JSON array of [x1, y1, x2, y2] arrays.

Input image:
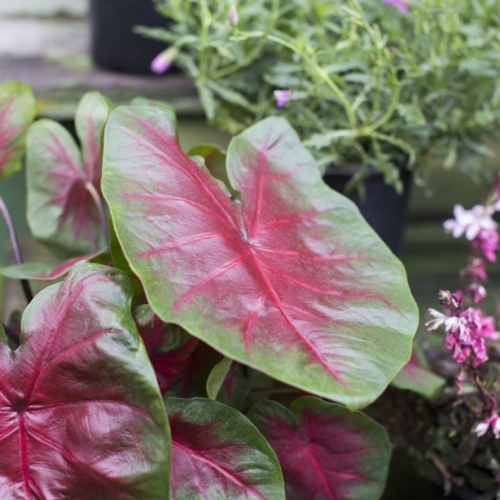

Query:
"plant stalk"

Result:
[[85, 182, 109, 249], [0, 195, 33, 303]]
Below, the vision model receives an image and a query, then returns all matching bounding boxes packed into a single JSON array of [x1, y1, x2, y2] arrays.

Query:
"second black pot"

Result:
[[323, 169, 412, 258], [90, 0, 170, 74]]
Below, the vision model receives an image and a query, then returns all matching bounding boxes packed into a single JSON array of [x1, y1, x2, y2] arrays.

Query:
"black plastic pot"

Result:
[[90, 0, 170, 74], [323, 168, 412, 258]]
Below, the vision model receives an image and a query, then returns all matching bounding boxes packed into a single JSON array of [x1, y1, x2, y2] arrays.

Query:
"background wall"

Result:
[[0, 0, 88, 17]]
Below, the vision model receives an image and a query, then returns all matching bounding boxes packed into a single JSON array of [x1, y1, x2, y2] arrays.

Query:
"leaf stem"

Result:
[[0, 195, 33, 303], [85, 182, 109, 249]]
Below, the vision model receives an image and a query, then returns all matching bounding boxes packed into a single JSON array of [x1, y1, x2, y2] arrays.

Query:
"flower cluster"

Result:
[[426, 296, 494, 368], [444, 203, 500, 262]]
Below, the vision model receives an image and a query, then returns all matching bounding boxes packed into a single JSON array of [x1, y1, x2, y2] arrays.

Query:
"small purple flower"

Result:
[[151, 47, 179, 75], [473, 228, 499, 262], [274, 90, 290, 108], [229, 5, 238, 26], [381, 0, 409, 13]]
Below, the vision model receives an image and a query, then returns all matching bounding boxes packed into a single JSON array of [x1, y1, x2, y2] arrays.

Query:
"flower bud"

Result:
[[229, 5, 238, 26], [274, 89, 290, 108], [151, 46, 179, 75], [438, 290, 460, 310]]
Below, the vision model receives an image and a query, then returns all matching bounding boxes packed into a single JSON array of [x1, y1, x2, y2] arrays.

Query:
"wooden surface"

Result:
[[0, 17, 201, 120]]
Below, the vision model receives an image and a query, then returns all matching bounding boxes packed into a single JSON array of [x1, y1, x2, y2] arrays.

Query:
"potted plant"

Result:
[[137, 0, 500, 255], [0, 80, 419, 498]]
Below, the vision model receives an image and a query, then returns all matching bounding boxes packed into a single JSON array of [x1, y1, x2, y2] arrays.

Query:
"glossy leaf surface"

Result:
[[0, 249, 110, 281], [392, 351, 446, 400], [133, 304, 199, 392], [0, 263, 170, 498], [0, 80, 37, 179], [102, 106, 418, 408], [27, 92, 111, 258], [248, 396, 391, 500], [165, 396, 285, 499]]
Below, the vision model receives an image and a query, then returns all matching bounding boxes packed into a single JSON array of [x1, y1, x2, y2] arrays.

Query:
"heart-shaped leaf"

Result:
[[0, 262, 170, 498], [27, 92, 112, 258], [0, 249, 110, 281], [248, 396, 391, 500], [0, 80, 37, 179], [392, 351, 446, 400], [133, 304, 199, 392], [102, 106, 418, 408], [165, 396, 285, 499]]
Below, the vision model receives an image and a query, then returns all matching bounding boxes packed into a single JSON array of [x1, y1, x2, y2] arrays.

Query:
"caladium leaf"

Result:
[[392, 351, 446, 400], [109, 218, 147, 305], [133, 304, 199, 392], [0, 248, 110, 281], [213, 361, 252, 410], [165, 396, 285, 499], [0, 80, 37, 179], [248, 396, 391, 500], [102, 106, 418, 409], [27, 92, 112, 258], [0, 262, 170, 498]]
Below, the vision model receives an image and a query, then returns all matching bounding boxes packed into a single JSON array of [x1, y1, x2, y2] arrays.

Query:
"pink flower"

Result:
[[444, 332, 456, 350], [473, 337, 488, 367], [476, 412, 500, 437], [229, 5, 238, 26], [150, 47, 179, 74], [466, 283, 487, 304], [426, 308, 447, 330], [444, 204, 497, 241], [465, 258, 487, 281], [274, 90, 290, 108], [453, 344, 471, 363], [473, 228, 499, 262], [475, 310, 500, 341], [445, 316, 467, 335], [381, 0, 409, 13]]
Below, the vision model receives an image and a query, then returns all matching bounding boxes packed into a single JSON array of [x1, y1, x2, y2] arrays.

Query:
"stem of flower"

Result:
[[1, 321, 19, 348], [0, 195, 33, 304], [85, 182, 109, 249]]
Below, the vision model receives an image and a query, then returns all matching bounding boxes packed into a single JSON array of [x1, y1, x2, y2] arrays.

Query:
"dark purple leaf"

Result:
[[248, 396, 391, 500], [0, 262, 170, 498], [133, 304, 199, 392]]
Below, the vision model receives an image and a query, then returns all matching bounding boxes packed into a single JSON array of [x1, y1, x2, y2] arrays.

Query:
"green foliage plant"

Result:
[[139, 0, 500, 193]]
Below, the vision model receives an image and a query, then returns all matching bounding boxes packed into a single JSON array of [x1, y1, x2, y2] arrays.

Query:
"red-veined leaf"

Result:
[[392, 351, 446, 400], [0, 262, 170, 498], [0, 80, 37, 179], [133, 304, 199, 392], [165, 396, 285, 499], [102, 106, 418, 409], [248, 396, 391, 500], [26, 92, 112, 258], [0, 249, 110, 281]]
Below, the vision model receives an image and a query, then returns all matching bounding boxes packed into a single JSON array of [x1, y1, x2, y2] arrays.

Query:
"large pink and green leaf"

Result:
[[0, 263, 170, 498], [26, 92, 112, 258], [133, 304, 199, 392], [248, 396, 391, 500], [0, 80, 37, 179], [165, 396, 285, 499], [102, 106, 418, 409]]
